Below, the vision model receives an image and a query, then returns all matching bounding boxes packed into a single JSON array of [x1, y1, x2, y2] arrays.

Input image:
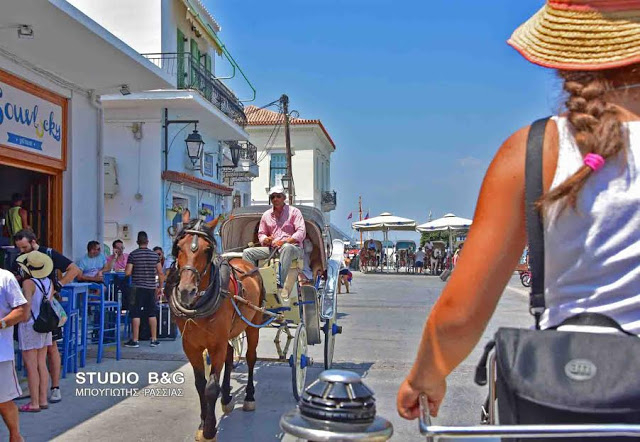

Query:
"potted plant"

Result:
[[198, 207, 213, 220], [166, 205, 183, 220]]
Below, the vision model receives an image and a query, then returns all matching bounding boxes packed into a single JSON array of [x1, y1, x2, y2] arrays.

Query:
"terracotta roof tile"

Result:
[[245, 105, 336, 149]]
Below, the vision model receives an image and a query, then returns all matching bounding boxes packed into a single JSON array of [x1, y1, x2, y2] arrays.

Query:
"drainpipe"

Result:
[[89, 90, 104, 246]]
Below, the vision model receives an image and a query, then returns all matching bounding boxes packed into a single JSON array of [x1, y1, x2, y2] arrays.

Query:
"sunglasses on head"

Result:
[[270, 193, 285, 200]]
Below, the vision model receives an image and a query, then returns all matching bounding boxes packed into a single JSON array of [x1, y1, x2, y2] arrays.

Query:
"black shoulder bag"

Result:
[[31, 278, 67, 333], [492, 118, 640, 441]]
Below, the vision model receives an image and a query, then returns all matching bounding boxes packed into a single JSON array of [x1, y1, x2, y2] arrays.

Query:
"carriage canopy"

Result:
[[219, 205, 329, 272]]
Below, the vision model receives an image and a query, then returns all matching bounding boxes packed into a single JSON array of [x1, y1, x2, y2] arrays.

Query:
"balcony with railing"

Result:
[[321, 190, 337, 212], [142, 52, 247, 128], [221, 140, 259, 185]]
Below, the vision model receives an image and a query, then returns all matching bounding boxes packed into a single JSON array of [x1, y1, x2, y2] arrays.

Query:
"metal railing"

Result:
[[238, 141, 257, 163], [142, 52, 247, 127]]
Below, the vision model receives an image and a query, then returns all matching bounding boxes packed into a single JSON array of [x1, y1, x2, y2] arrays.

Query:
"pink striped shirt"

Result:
[[258, 205, 306, 247]]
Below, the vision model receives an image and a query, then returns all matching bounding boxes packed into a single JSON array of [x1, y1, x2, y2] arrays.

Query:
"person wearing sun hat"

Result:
[[16, 251, 55, 413], [398, 0, 640, 420]]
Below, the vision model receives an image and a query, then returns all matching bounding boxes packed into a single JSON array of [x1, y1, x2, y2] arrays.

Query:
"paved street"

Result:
[[3, 272, 531, 441]]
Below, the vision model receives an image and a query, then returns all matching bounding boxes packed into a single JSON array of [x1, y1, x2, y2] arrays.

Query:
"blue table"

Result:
[[60, 282, 91, 367], [103, 272, 130, 303]]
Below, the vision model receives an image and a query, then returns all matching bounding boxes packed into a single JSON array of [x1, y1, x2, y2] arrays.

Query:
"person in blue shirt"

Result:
[[76, 241, 107, 283]]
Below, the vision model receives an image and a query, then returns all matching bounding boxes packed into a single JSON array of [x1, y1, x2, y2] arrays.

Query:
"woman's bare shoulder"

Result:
[[488, 120, 559, 191]]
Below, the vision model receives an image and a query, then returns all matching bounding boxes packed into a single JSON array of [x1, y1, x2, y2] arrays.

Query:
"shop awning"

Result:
[[182, 0, 223, 55], [162, 170, 233, 196], [0, 0, 173, 94]]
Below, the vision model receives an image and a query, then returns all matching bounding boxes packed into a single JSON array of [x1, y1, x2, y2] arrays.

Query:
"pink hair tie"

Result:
[[583, 153, 605, 171]]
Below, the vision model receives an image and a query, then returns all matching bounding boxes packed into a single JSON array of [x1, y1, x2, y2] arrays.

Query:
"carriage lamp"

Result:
[[185, 124, 205, 168], [280, 370, 393, 441], [280, 174, 292, 194]]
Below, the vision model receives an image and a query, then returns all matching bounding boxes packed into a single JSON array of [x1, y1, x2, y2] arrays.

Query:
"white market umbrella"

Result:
[[352, 212, 417, 232], [352, 212, 416, 271], [416, 213, 472, 252]]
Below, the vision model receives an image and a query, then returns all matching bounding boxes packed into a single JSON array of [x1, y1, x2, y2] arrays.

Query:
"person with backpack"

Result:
[[397, 0, 640, 421], [15, 252, 55, 412], [12, 230, 81, 404]]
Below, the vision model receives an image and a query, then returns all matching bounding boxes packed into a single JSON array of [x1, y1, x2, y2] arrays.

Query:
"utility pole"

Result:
[[359, 196, 363, 248], [280, 94, 295, 205]]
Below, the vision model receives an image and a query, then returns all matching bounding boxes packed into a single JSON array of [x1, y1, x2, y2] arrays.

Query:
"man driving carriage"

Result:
[[242, 185, 306, 290]]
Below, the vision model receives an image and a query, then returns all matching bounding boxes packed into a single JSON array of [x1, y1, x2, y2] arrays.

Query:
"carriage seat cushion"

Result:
[[258, 258, 302, 270]]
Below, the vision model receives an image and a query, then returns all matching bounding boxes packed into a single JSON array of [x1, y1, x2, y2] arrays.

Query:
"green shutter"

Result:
[[204, 54, 212, 100], [190, 39, 199, 87], [177, 28, 185, 88]]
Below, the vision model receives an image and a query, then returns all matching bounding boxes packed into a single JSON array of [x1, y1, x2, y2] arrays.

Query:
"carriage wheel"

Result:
[[290, 323, 309, 401], [323, 316, 342, 370], [520, 272, 531, 288]]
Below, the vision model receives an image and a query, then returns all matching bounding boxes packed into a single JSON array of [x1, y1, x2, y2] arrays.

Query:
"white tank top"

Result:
[[540, 116, 640, 335]]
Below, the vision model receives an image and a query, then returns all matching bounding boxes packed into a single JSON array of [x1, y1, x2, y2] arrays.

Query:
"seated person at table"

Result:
[[13, 229, 81, 404], [242, 185, 306, 289], [76, 241, 107, 283], [105, 239, 128, 272]]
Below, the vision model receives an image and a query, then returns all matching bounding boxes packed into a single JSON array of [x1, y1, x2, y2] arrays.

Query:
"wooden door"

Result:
[[28, 174, 50, 246]]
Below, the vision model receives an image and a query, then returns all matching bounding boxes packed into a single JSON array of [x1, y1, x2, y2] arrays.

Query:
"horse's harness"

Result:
[[167, 220, 262, 321], [167, 220, 229, 319]]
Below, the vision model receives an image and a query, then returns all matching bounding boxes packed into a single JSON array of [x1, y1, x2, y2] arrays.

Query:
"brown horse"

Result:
[[167, 211, 264, 442]]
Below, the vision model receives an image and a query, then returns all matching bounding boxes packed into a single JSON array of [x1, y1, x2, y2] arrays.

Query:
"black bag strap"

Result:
[[29, 277, 50, 321], [525, 117, 550, 330]]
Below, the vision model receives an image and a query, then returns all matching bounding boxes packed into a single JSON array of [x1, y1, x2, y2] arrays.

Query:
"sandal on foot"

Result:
[[19, 404, 41, 413], [40, 404, 49, 409]]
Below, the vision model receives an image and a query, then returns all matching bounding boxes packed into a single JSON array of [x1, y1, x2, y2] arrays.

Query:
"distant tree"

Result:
[[419, 231, 449, 247]]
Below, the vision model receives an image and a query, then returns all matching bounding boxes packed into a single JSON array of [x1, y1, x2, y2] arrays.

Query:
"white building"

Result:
[[69, 0, 258, 253], [246, 105, 337, 220], [0, 0, 172, 259]]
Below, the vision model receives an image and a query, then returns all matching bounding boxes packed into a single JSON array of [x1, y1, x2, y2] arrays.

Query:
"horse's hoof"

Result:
[[195, 430, 216, 442], [222, 402, 233, 414], [242, 400, 256, 412]]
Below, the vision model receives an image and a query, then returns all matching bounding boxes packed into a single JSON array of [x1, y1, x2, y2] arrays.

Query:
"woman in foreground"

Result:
[[398, 0, 640, 420]]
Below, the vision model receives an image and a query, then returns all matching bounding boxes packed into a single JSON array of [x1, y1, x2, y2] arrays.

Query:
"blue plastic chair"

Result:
[[59, 301, 79, 378], [87, 283, 121, 363]]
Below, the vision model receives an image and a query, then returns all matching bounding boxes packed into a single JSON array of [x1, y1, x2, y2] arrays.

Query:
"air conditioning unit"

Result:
[[104, 156, 120, 198]]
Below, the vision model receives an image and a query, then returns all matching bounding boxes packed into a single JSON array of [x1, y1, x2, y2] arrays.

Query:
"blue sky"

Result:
[[207, 0, 562, 242]]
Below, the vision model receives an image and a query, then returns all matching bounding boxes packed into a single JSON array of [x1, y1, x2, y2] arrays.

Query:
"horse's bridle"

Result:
[[176, 220, 216, 291]]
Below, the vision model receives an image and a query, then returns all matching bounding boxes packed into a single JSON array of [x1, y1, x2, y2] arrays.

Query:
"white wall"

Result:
[[249, 125, 334, 211], [103, 108, 163, 252], [66, 93, 102, 260], [67, 0, 162, 54]]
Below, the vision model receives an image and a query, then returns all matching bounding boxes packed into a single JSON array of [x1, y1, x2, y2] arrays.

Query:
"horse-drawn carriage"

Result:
[[166, 206, 343, 441], [394, 240, 416, 273], [219, 205, 343, 400], [359, 239, 382, 273]]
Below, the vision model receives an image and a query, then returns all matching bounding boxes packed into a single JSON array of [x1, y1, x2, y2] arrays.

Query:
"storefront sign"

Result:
[[203, 152, 214, 177], [0, 79, 63, 160]]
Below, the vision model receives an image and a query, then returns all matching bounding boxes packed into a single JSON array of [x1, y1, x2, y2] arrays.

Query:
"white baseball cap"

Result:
[[268, 185, 285, 196]]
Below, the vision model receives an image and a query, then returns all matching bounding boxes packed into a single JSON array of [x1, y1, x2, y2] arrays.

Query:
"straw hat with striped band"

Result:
[[508, 0, 640, 70], [17, 251, 54, 279]]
